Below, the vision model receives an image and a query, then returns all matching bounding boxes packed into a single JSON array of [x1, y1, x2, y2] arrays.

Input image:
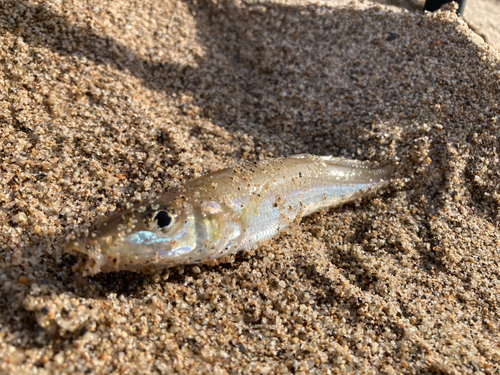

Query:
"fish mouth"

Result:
[[65, 236, 164, 275], [66, 238, 118, 276]]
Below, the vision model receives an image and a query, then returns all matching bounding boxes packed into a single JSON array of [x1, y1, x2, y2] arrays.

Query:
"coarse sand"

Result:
[[1, 0, 500, 373]]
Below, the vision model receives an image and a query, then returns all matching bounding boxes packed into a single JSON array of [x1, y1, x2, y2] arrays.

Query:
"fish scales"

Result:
[[68, 154, 392, 274]]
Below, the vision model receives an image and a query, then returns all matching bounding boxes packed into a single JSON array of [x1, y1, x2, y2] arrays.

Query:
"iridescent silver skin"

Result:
[[68, 155, 392, 274]]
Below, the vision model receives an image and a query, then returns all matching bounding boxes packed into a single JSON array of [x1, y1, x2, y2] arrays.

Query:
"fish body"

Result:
[[68, 155, 392, 274]]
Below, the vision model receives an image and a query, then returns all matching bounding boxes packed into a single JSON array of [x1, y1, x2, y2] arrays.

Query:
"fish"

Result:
[[67, 154, 393, 275]]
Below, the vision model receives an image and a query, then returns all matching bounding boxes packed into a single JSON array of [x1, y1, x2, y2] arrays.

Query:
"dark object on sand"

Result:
[[424, 0, 466, 16]]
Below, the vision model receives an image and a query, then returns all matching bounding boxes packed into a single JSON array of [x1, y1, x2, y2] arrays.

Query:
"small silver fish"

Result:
[[68, 155, 392, 274]]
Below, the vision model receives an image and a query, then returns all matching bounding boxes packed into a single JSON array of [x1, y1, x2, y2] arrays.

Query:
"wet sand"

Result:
[[1, 0, 499, 373]]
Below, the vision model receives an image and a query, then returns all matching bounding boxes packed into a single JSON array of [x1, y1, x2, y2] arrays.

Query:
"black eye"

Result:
[[154, 211, 172, 229]]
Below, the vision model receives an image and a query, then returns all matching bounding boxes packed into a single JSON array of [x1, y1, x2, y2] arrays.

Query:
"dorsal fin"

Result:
[[289, 154, 393, 179]]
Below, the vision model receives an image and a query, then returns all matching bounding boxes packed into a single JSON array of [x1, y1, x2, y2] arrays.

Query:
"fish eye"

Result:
[[153, 210, 173, 229]]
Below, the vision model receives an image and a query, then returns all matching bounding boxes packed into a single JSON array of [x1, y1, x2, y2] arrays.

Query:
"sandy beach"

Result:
[[1, 0, 499, 373]]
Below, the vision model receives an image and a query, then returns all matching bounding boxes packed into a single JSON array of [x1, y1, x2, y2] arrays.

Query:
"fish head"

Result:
[[67, 191, 201, 274]]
